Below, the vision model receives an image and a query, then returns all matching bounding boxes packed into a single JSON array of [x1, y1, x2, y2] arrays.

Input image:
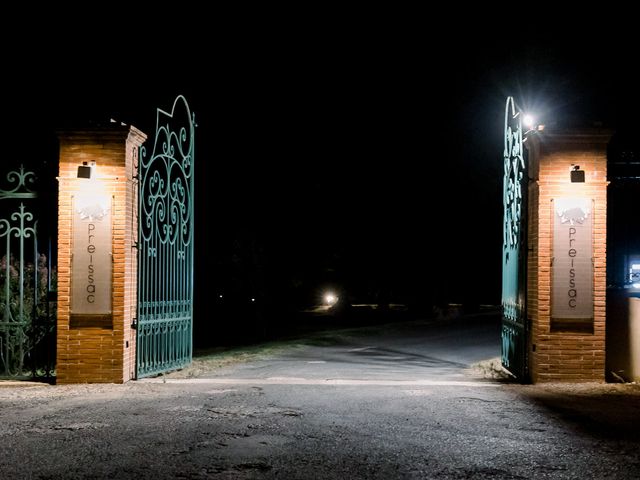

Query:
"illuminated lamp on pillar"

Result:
[[77, 161, 96, 179], [571, 165, 585, 183]]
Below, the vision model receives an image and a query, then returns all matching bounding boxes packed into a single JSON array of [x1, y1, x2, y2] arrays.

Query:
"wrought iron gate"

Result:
[[136, 96, 195, 378], [501, 97, 529, 381], [0, 165, 56, 378]]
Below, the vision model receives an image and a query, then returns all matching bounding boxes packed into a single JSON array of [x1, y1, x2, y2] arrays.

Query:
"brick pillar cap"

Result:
[[57, 124, 147, 144]]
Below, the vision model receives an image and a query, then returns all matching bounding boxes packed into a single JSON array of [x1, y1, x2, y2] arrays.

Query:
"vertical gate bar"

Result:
[[160, 229, 164, 323], [4, 233, 10, 320], [34, 222, 39, 308], [2, 230, 9, 376], [19, 204, 25, 324], [169, 238, 173, 362], [136, 145, 143, 379], [188, 102, 194, 363], [18, 205, 25, 372], [171, 233, 174, 317], [32, 222, 38, 376], [163, 238, 166, 361]]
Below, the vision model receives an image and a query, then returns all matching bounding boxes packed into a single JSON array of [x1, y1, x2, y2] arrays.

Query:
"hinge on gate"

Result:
[[131, 317, 138, 330]]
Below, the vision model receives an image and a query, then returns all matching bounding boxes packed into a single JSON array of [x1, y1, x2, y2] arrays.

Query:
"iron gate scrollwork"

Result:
[[501, 96, 529, 381], [136, 96, 195, 378]]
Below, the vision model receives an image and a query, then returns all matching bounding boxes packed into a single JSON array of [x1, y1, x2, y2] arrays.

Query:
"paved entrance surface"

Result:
[[1, 314, 639, 479]]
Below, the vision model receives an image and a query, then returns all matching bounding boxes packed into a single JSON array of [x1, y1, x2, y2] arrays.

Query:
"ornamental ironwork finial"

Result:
[[0, 165, 37, 200]]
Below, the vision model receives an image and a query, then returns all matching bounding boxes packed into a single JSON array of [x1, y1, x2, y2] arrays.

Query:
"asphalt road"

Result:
[[192, 313, 501, 384], [1, 313, 639, 479]]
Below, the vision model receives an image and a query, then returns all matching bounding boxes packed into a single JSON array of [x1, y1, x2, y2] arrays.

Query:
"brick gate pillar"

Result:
[[527, 129, 611, 382], [56, 125, 146, 384]]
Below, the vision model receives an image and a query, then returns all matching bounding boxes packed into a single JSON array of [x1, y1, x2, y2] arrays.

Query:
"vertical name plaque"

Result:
[[70, 193, 113, 328], [551, 197, 593, 333]]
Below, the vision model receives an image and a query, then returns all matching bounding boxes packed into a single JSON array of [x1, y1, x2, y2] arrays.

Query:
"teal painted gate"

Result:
[[136, 96, 195, 378], [501, 97, 529, 381]]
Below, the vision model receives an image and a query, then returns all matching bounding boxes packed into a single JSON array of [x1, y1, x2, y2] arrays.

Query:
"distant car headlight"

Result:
[[324, 293, 338, 306]]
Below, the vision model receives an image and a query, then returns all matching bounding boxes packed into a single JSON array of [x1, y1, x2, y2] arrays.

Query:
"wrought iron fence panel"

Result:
[[0, 165, 56, 378]]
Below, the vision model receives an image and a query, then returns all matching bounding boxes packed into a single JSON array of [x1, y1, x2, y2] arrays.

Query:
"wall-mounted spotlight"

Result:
[[522, 114, 545, 135], [77, 161, 96, 179], [523, 114, 535, 129], [570, 165, 585, 183]]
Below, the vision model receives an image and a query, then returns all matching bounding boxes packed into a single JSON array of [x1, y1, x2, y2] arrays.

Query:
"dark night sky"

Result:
[[3, 12, 639, 330]]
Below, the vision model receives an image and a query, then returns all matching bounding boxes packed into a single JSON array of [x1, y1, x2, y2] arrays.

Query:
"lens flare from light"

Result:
[[523, 114, 535, 128]]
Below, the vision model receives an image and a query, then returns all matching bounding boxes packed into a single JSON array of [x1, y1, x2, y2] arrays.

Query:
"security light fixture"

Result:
[[523, 114, 535, 129], [77, 161, 96, 179], [570, 165, 585, 183]]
